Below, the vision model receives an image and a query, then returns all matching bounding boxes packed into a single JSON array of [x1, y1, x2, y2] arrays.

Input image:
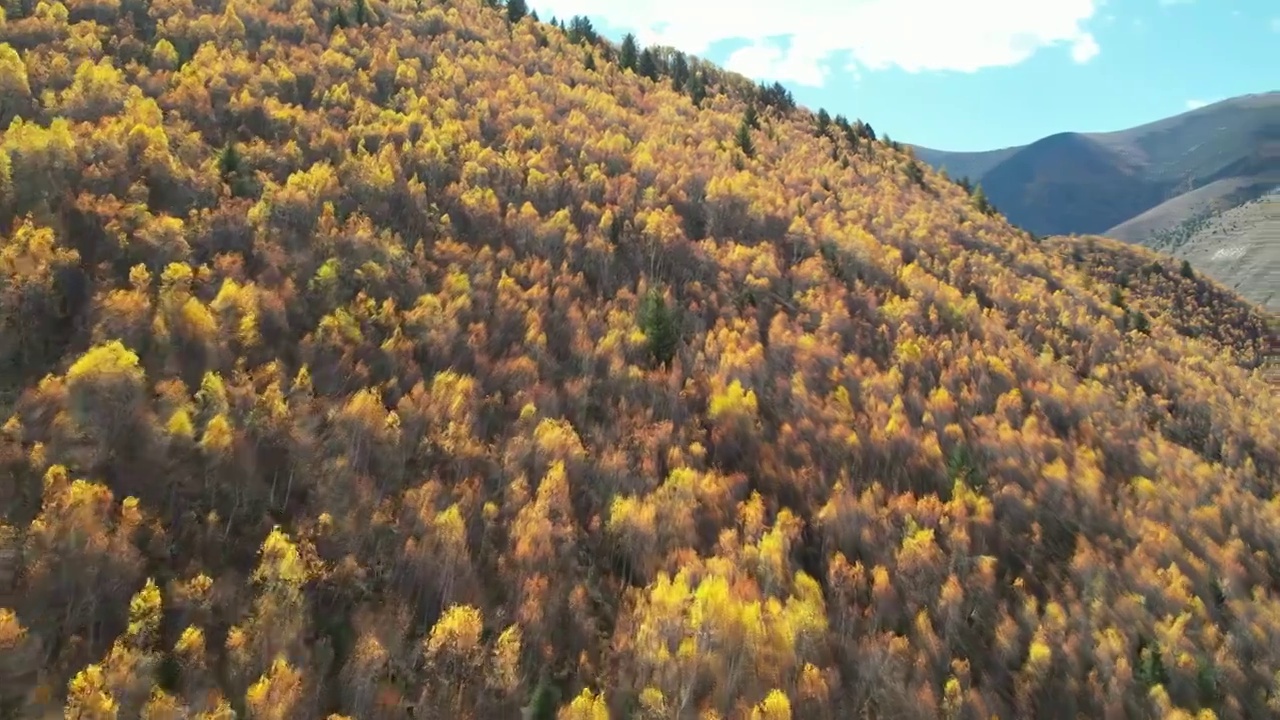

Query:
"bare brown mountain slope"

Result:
[[1106, 177, 1276, 243]]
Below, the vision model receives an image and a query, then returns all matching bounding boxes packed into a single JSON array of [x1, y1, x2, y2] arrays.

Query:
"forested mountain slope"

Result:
[[1117, 190, 1280, 311], [1, 1, 1280, 719]]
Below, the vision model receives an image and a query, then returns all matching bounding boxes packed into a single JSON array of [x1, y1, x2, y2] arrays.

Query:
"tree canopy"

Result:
[[0, 0, 1277, 718]]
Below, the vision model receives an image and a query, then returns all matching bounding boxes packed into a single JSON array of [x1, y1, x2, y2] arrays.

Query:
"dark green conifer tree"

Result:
[[905, 160, 925, 186], [327, 5, 349, 31], [639, 288, 680, 368], [619, 33, 639, 71], [638, 48, 659, 81], [687, 71, 707, 106], [568, 15, 596, 44], [218, 141, 241, 179], [735, 120, 755, 158], [670, 52, 690, 89], [217, 142, 252, 197], [972, 184, 993, 215]]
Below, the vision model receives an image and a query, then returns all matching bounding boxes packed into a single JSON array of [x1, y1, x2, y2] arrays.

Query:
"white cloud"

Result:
[[1070, 33, 1100, 63], [534, 0, 1103, 86], [1271, 17, 1280, 32], [725, 42, 829, 87], [1185, 99, 1208, 109]]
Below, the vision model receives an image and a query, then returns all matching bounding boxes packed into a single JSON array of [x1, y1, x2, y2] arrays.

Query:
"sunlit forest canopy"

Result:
[[0, 0, 1279, 718]]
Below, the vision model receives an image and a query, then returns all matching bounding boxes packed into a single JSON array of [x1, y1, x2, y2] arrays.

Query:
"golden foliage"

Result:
[[0, 1, 1276, 718], [559, 688, 609, 720], [425, 604, 484, 660], [66, 341, 143, 384]]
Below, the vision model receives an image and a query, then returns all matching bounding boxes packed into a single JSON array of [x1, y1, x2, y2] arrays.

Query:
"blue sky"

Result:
[[532, 0, 1279, 151]]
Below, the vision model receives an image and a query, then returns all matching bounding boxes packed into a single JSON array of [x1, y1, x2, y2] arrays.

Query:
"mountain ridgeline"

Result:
[[913, 93, 1280, 240], [1, 1, 1280, 719]]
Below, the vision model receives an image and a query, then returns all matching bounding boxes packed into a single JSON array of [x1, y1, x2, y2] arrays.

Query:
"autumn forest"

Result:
[[1, 0, 1279, 718]]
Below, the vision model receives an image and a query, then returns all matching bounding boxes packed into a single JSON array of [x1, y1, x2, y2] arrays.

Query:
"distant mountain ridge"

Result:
[[912, 92, 1280, 240]]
